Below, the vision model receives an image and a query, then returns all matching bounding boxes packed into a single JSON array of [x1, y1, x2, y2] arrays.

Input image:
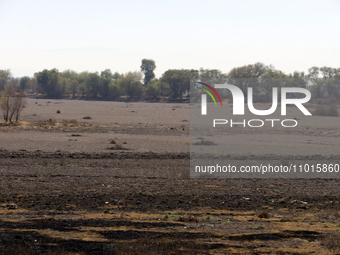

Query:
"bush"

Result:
[[257, 210, 269, 218]]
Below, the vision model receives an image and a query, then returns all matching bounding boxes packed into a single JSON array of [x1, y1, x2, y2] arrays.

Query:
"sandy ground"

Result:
[[21, 98, 190, 126]]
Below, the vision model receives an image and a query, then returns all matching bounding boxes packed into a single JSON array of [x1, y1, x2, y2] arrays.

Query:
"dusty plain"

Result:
[[0, 98, 340, 254]]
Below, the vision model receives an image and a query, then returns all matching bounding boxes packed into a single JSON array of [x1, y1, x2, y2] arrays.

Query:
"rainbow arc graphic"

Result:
[[196, 82, 222, 106]]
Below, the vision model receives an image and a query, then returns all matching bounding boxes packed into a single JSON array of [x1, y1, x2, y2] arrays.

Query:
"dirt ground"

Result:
[[0, 98, 340, 254]]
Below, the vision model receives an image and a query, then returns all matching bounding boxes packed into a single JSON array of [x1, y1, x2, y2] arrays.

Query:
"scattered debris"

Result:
[[7, 203, 17, 210], [291, 200, 308, 204]]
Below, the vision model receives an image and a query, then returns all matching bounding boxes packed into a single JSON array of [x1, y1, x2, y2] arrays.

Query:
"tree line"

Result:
[[1, 60, 340, 103]]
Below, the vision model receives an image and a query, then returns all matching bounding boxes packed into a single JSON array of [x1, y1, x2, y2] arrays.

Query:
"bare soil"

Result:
[[0, 99, 340, 254]]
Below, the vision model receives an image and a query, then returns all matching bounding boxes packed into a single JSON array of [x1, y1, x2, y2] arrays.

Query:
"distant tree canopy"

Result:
[[0, 69, 11, 91], [35, 68, 64, 98], [19, 76, 31, 91], [119, 71, 143, 98], [1, 62, 340, 101], [161, 69, 193, 99], [141, 59, 156, 85]]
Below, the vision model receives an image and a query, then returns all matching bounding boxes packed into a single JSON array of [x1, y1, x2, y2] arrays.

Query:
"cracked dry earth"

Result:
[[1, 99, 340, 254]]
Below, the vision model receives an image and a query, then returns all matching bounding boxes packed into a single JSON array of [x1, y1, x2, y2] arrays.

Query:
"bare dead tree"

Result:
[[0, 85, 14, 122], [0, 86, 26, 123], [13, 90, 26, 122]]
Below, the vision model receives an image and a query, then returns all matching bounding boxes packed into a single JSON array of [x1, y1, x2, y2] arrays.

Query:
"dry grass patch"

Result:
[[321, 232, 340, 251], [62, 119, 78, 126], [29, 119, 56, 127]]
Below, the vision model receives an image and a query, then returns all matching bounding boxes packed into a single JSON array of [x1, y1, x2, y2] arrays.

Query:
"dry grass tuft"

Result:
[[257, 210, 269, 218], [117, 198, 126, 208], [62, 119, 78, 126]]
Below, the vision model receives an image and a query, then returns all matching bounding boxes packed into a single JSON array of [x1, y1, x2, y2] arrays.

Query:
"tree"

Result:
[[99, 69, 112, 98], [319, 66, 339, 79], [119, 71, 143, 98], [286, 71, 307, 88], [260, 69, 287, 100], [161, 69, 192, 99], [61, 70, 79, 98], [141, 59, 156, 85], [20, 76, 31, 91], [29, 78, 38, 92], [308, 66, 320, 79], [199, 68, 226, 80], [85, 72, 100, 98], [68, 79, 79, 98], [10, 78, 20, 89], [228, 62, 272, 101], [0, 69, 11, 91], [35, 68, 64, 98], [13, 90, 26, 121]]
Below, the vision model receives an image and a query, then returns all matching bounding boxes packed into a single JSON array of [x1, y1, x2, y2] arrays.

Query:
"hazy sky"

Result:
[[0, 0, 339, 78]]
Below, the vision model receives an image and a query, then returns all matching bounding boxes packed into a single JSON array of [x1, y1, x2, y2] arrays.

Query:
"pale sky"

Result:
[[0, 0, 339, 78]]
